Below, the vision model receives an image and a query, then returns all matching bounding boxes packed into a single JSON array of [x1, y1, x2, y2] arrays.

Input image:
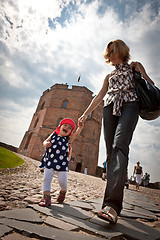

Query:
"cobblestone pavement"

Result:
[[0, 154, 106, 211], [0, 154, 160, 240]]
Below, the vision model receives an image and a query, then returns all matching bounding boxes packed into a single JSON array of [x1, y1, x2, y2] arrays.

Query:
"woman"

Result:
[[133, 161, 143, 191], [78, 39, 154, 223]]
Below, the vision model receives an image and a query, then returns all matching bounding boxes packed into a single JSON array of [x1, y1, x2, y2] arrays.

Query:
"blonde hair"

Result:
[[103, 39, 130, 64]]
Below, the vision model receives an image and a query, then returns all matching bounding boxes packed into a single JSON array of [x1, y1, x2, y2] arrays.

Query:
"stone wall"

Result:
[[0, 142, 18, 153]]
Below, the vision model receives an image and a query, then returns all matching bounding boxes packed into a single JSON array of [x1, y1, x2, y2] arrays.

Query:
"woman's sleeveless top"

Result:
[[104, 63, 138, 116], [135, 166, 142, 174]]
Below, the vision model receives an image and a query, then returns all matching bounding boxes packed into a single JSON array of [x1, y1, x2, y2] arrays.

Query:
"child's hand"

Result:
[[43, 140, 52, 148], [78, 120, 84, 128], [78, 113, 87, 125]]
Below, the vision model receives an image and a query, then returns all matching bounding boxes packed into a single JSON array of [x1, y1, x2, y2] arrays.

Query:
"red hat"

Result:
[[55, 118, 75, 136]]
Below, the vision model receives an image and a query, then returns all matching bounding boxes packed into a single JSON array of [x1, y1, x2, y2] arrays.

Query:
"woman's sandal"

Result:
[[57, 191, 66, 203], [39, 195, 51, 207], [98, 206, 118, 224]]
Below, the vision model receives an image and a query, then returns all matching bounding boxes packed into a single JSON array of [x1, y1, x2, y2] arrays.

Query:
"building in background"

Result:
[[18, 84, 103, 176]]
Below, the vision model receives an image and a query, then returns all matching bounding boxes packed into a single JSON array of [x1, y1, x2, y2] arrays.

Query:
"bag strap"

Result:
[[132, 65, 136, 78], [132, 65, 141, 80]]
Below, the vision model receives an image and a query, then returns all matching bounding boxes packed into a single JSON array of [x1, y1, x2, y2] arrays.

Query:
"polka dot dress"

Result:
[[39, 132, 69, 171]]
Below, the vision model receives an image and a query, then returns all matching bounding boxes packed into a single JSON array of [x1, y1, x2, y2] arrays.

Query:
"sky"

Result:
[[0, 0, 160, 182]]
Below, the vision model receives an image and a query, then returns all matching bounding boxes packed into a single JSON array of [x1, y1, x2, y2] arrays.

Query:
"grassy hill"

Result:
[[0, 147, 24, 168]]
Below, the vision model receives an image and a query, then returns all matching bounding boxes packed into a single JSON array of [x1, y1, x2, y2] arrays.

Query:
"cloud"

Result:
[[128, 118, 160, 182], [0, 98, 37, 147]]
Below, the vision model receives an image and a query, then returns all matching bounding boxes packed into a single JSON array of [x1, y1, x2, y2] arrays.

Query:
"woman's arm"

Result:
[[78, 74, 109, 123], [133, 166, 136, 176], [130, 61, 154, 85], [141, 167, 143, 176]]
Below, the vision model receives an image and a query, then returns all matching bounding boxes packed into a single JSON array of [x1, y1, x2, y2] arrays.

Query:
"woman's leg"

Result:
[[102, 102, 139, 215], [136, 174, 141, 191], [103, 104, 118, 175]]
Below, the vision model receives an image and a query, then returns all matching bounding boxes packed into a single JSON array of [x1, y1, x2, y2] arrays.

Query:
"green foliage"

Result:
[[0, 147, 24, 168]]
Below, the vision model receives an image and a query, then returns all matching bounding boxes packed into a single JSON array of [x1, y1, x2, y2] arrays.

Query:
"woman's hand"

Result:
[[130, 61, 154, 85], [78, 113, 88, 126], [130, 61, 142, 72]]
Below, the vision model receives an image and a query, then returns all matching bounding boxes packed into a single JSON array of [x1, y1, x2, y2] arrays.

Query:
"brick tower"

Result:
[[18, 84, 103, 175]]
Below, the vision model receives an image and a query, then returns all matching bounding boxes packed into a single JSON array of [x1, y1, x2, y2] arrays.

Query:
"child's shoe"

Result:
[[39, 195, 51, 207], [57, 191, 66, 203]]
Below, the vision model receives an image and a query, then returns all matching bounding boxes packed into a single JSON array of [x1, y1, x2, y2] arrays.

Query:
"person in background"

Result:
[[39, 118, 83, 207], [133, 161, 143, 191], [102, 161, 107, 180], [78, 39, 154, 223], [84, 167, 88, 175], [143, 173, 150, 187]]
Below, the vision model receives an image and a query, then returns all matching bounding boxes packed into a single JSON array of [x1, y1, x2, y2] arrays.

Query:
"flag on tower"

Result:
[[77, 75, 81, 82]]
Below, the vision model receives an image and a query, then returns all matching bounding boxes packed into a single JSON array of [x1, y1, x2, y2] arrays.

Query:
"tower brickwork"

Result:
[[18, 84, 103, 175]]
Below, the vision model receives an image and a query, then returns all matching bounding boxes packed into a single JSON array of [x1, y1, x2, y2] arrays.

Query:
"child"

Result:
[[39, 118, 83, 207]]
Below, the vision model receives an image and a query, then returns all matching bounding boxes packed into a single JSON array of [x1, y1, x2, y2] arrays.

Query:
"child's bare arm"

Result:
[[69, 122, 84, 143], [43, 133, 52, 148]]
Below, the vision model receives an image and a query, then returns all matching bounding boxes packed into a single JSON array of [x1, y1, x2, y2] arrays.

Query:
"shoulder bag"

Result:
[[132, 66, 160, 120]]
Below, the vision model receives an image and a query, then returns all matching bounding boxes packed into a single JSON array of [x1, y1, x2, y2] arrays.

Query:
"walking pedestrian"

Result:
[[133, 161, 143, 191], [78, 39, 154, 223]]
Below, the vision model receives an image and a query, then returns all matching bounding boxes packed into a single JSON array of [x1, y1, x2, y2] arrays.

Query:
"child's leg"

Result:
[[57, 171, 68, 203], [43, 168, 54, 194], [39, 168, 54, 207]]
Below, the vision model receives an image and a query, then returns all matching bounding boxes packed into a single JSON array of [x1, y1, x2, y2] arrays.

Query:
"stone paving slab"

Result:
[[85, 198, 103, 204], [120, 209, 156, 221], [1, 232, 38, 240], [30, 204, 123, 239], [122, 202, 134, 210], [45, 216, 79, 231], [0, 218, 102, 240], [27, 194, 160, 240], [124, 198, 159, 210], [0, 208, 43, 223], [0, 218, 56, 240], [65, 200, 93, 210], [0, 223, 13, 237], [134, 206, 158, 219], [83, 197, 159, 221], [89, 203, 100, 214], [30, 203, 91, 220], [91, 216, 160, 240]]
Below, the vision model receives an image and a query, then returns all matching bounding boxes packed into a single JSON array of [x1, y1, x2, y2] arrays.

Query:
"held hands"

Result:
[[78, 113, 88, 127], [78, 120, 84, 128]]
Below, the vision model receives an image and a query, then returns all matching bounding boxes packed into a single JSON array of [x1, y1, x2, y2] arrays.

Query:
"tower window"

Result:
[[24, 132, 33, 149], [34, 118, 39, 128], [62, 100, 68, 109], [41, 101, 45, 110]]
